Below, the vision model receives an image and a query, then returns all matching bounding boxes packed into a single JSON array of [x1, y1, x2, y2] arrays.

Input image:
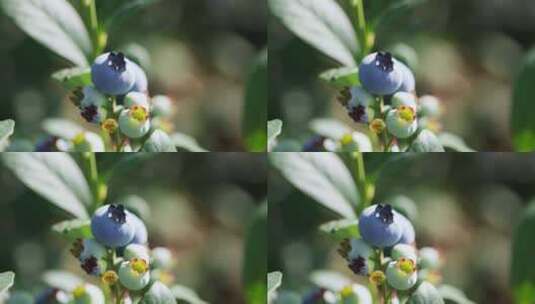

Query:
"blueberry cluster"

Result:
[[334, 203, 443, 303], [38, 52, 176, 152], [39, 204, 177, 304], [304, 51, 445, 152]]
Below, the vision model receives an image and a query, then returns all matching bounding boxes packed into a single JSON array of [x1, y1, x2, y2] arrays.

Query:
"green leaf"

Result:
[[243, 203, 267, 304], [269, 0, 358, 67], [310, 270, 351, 292], [42, 118, 84, 140], [142, 130, 177, 152], [512, 48, 535, 151], [42, 271, 83, 292], [511, 200, 535, 303], [171, 285, 208, 304], [2, 153, 91, 218], [268, 119, 283, 152], [319, 67, 360, 88], [437, 132, 475, 152], [319, 219, 359, 240], [51, 219, 92, 240], [409, 130, 445, 152], [270, 152, 359, 219], [0, 0, 92, 67], [437, 285, 475, 304], [171, 133, 207, 152], [51, 67, 91, 90], [408, 282, 444, 304], [0, 119, 15, 151], [105, 0, 161, 31], [243, 50, 268, 152], [0, 271, 15, 295], [310, 118, 352, 140], [267, 271, 283, 303]]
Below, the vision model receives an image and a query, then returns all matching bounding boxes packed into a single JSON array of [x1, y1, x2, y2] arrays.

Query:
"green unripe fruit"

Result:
[[140, 281, 175, 304], [386, 258, 418, 290], [386, 106, 418, 139], [118, 259, 150, 291]]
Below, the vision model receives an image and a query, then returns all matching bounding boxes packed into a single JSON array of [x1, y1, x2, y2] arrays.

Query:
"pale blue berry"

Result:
[[91, 52, 135, 96], [359, 52, 402, 95], [91, 204, 135, 248], [359, 204, 403, 248]]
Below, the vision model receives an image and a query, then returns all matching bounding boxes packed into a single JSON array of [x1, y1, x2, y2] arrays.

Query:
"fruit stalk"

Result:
[[350, 0, 369, 59], [81, 152, 102, 211], [81, 0, 100, 59]]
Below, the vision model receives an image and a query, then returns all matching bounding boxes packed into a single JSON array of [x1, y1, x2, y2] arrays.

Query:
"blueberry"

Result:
[[129, 213, 148, 245], [395, 60, 415, 93], [124, 92, 150, 109], [91, 204, 135, 248], [386, 258, 418, 290], [124, 243, 150, 262], [139, 281, 175, 304], [151, 247, 174, 269], [128, 60, 148, 93], [391, 92, 417, 110], [339, 238, 373, 275], [391, 244, 417, 262], [359, 52, 402, 95], [118, 106, 151, 138], [118, 259, 150, 291], [358, 204, 403, 248], [71, 284, 105, 304], [396, 212, 415, 245], [79, 86, 108, 124], [70, 239, 107, 276], [91, 52, 135, 96], [419, 247, 441, 270], [385, 106, 418, 139]]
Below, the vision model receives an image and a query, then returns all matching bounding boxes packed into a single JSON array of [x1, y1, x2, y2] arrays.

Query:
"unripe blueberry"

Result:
[[407, 281, 444, 304], [124, 244, 150, 262], [339, 284, 372, 304], [118, 106, 151, 138], [151, 247, 174, 269], [151, 95, 173, 118], [391, 244, 418, 262], [79, 86, 108, 124], [71, 284, 105, 304], [344, 86, 373, 123], [91, 204, 135, 248], [71, 239, 107, 276], [128, 60, 148, 93], [391, 92, 417, 110], [124, 92, 150, 109], [359, 52, 402, 95], [71, 132, 105, 152], [139, 281, 175, 304], [395, 60, 415, 93], [118, 258, 151, 291], [342, 238, 373, 275], [359, 204, 403, 248], [386, 258, 418, 290], [397, 212, 416, 245], [129, 213, 148, 245], [91, 52, 135, 95], [36, 288, 70, 304], [419, 247, 441, 270], [419, 95, 442, 118], [386, 106, 418, 139]]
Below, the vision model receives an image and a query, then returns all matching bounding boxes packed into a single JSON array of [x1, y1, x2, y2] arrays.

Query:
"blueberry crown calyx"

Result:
[[107, 204, 127, 224], [374, 203, 394, 224], [107, 52, 127, 72], [374, 52, 394, 72]]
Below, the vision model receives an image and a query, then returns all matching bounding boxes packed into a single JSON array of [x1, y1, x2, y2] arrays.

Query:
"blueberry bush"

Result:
[[268, 152, 534, 303], [0, 153, 267, 304], [0, 0, 267, 152], [268, 0, 535, 152]]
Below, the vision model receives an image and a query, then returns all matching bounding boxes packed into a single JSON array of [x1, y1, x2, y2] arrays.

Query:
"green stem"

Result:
[[82, 152, 101, 211], [353, 152, 371, 213], [350, 0, 369, 60], [81, 0, 100, 58]]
